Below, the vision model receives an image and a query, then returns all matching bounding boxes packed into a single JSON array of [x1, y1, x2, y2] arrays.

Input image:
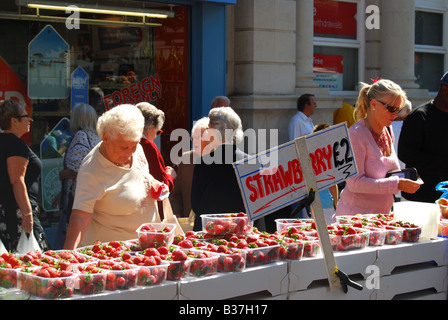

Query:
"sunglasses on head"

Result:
[[376, 100, 401, 113]]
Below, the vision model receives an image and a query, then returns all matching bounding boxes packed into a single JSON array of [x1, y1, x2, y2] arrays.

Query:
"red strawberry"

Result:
[[214, 224, 225, 235]]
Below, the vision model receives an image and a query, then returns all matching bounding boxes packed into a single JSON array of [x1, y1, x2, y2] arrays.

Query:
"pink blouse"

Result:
[[335, 119, 400, 216]]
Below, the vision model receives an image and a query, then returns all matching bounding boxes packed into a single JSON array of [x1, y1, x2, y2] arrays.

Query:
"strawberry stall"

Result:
[[0, 211, 447, 300]]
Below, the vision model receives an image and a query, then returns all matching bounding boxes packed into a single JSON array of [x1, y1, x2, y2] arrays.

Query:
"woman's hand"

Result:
[[165, 166, 177, 179], [21, 213, 33, 234], [398, 178, 423, 194]]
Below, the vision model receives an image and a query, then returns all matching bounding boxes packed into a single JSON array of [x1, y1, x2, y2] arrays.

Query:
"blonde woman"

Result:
[[335, 79, 421, 216]]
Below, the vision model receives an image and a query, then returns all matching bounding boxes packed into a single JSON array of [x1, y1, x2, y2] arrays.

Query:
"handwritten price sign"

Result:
[[233, 122, 357, 221]]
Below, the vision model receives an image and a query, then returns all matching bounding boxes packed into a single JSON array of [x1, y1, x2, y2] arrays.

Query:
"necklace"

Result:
[[99, 143, 131, 168], [364, 119, 391, 157], [112, 161, 131, 168]]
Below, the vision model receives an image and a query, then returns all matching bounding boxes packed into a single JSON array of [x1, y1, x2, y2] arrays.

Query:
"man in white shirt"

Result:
[[288, 94, 317, 218], [288, 94, 317, 141]]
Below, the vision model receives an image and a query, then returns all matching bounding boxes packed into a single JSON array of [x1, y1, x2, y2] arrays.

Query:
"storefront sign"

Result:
[[313, 54, 343, 90], [28, 25, 70, 99], [0, 57, 32, 146], [71, 66, 89, 110], [314, 0, 357, 37], [233, 122, 357, 221], [40, 118, 73, 212], [103, 73, 162, 110]]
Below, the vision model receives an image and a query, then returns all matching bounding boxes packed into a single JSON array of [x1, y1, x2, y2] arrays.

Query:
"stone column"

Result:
[[295, 0, 319, 90], [380, 0, 419, 89]]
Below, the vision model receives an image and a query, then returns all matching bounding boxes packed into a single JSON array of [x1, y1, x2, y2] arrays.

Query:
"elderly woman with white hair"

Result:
[[170, 117, 209, 218], [64, 104, 163, 249], [191, 107, 251, 231]]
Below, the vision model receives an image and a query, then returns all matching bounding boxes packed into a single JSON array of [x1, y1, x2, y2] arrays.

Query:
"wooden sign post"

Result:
[[295, 137, 340, 290], [233, 122, 358, 291]]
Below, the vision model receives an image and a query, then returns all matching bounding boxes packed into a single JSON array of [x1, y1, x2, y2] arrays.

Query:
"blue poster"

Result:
[[28, 25, 70, 99], [71, 66, 89, 110]]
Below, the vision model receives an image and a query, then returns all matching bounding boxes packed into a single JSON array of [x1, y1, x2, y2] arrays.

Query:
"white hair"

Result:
[[191, 117, 209, 136], [208, 106, 243, 143], [97, 104, 144, 141]]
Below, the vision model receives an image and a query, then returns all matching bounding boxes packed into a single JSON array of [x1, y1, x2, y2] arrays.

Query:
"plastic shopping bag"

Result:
[[436, 181, 448, 200], [162, 198, 184, 236], [435, 181, 448, 219], [15, 230, 41, 254], [0, 239, 7, 255]]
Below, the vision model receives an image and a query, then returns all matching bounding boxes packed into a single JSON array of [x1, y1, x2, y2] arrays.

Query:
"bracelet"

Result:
[[22, 212, 32, 217]]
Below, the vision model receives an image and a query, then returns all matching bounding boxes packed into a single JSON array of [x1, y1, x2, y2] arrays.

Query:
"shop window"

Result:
[[415, 11, 443, 46], [0, 3, 190, 162], [415, 52, 444, 92], [313, 0, 360, 91], [414, 10, 445, 92]]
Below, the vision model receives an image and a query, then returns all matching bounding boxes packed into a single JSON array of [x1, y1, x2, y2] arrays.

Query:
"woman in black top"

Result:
[[191, 107, 265, 231], [0, 99, 48, 252]]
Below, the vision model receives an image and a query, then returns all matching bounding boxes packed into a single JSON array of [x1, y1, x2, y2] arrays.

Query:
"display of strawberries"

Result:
[[202, 212, 253, 236], [389, 221, 421, 242], [77, 240, 131, 260], [95, 260, 138, 291], [18, 265, 76, 299], [44, 250, 97, 264], [184, 250, 219, 277], [328, 224, 370, 251], [75, 264, 107, 295], [136, 263, 167, 286], [136, 223, 176, 249], [279, 238, 304, 260], [162, 249, 191, 281]]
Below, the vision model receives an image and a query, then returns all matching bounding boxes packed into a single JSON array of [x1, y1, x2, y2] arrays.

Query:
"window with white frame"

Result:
[[415, 10, 446, 92], [313, 0, 364, 91]]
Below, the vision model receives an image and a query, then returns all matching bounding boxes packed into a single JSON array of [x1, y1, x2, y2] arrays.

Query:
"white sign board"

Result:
[[233, 122, 357, 221]]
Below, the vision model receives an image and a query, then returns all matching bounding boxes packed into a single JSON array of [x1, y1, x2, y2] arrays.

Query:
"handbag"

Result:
[[15, 230, 41, 254], [162, 198, 184, 236]]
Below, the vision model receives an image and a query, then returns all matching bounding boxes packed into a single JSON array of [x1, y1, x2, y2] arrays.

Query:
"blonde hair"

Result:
[[355, 79, 407, 121], [97, 104, 144, 141]]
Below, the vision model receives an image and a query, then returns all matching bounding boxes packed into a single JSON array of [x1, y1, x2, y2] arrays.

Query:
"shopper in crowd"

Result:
[[170, 117, 209, 218], [53, 103, 101, 249], [64, 104, 163, 249], [335, 79, 421, 216], [210, 95, 230, 109], [333, 102, 356, 128], [398, 72, 448, 203], [288, 93, 316, 141], [0, 99, 49, 252], [313, 123, 339, 223], [136, 102, 176, 219], [191, 107, 265, 231], [288, 93, 317, 218]]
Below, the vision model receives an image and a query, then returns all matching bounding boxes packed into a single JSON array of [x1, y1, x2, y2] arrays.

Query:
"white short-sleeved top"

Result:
[[73, 143, 160, 246]]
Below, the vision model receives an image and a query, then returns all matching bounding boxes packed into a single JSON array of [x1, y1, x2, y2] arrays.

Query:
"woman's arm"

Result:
[[7, 156, 33, 233], [63, 209, 92, 249]]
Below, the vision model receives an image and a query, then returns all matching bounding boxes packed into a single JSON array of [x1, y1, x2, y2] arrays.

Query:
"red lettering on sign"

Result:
[[104, 73, 163, 109], [246, 159, 304, 203]]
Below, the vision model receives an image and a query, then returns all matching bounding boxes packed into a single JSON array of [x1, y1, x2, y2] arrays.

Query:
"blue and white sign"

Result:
[[71, 66, 89, 110], [28, 25, 70, 99]]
